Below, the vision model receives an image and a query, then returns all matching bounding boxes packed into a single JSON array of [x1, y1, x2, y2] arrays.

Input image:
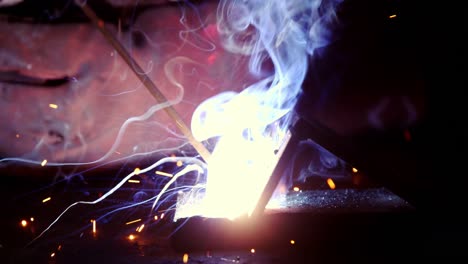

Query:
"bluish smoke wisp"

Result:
[[191, 0, 343, 219]]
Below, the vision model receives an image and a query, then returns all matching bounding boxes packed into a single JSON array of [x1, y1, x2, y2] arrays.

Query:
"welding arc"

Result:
[[75, 1, 211, 162]]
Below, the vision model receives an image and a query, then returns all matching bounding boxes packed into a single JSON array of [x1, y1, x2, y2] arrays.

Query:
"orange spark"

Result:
[[125, 219, 142, 225], [352, 167, 358, 173], [50, 252, 56, 258], [133, 168, 141, 175], [290, 240, 295, 245], [176, 160, 183, 167], [20, 220, 28, 227], [293, 186, 300, 192], [48, 103, 58, 109], [183, 253, 189, 263], [30, 217, 34, 222], [42, 197, 51, 203], [128, 179, 140, 183], [128, 234, 135, 241], [91, 219, 96, 233], [389, 14, 397, 19], [41, 159, 47, 166], [136, 224, 145, 233], [250, 248, 256, 254], [155, 171, 173, 177], [326, 178, 336, 190]]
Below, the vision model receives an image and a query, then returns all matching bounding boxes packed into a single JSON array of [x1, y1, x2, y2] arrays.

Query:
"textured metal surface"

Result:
[[269, 187, 412, 214]]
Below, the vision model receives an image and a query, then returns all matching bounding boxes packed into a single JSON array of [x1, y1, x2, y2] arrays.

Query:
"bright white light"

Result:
[[201, 132, 281, 219], [184, 0, 342, 220]]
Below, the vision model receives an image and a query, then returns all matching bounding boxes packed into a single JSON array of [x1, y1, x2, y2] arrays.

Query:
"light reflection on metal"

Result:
[[155, 171, 173, 178], [16, 134, 20, 138], [125, 219, 142, 225], [30, 217, 34, 222], [133, 168, 141, 175], [160, 213, 165, 219], [176, 161, 183, 167], [42, 197, 51, 203], [250, 248, 256, 254], [50, 252, 56, 258], [327, 178, 336, 190], [41, 159, 47, 166]]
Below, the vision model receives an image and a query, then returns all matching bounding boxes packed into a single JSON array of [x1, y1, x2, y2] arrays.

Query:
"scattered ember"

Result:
[[326, 178, 336, 190]]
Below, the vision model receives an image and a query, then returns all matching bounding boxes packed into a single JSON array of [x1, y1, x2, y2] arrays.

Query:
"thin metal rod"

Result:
[[251, 129, 297, 218], [76, 1, 211, 162]]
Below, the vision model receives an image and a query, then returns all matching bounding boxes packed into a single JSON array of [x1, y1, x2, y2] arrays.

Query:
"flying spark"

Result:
[[327, 178, 336, 190], [91, 219, 96, 233], [125, 219, 142, 225], [127, 179, 140, 183], [136, 224, 145, 232], [155, 171, 173, 177]]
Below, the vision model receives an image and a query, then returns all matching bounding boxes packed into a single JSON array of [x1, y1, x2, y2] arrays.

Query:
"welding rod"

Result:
[[76, 1, 211, 162], [251, 123, 300, 218]]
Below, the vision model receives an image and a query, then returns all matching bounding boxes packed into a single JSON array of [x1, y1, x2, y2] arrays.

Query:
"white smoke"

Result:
[[190, 0, 343, 219]]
